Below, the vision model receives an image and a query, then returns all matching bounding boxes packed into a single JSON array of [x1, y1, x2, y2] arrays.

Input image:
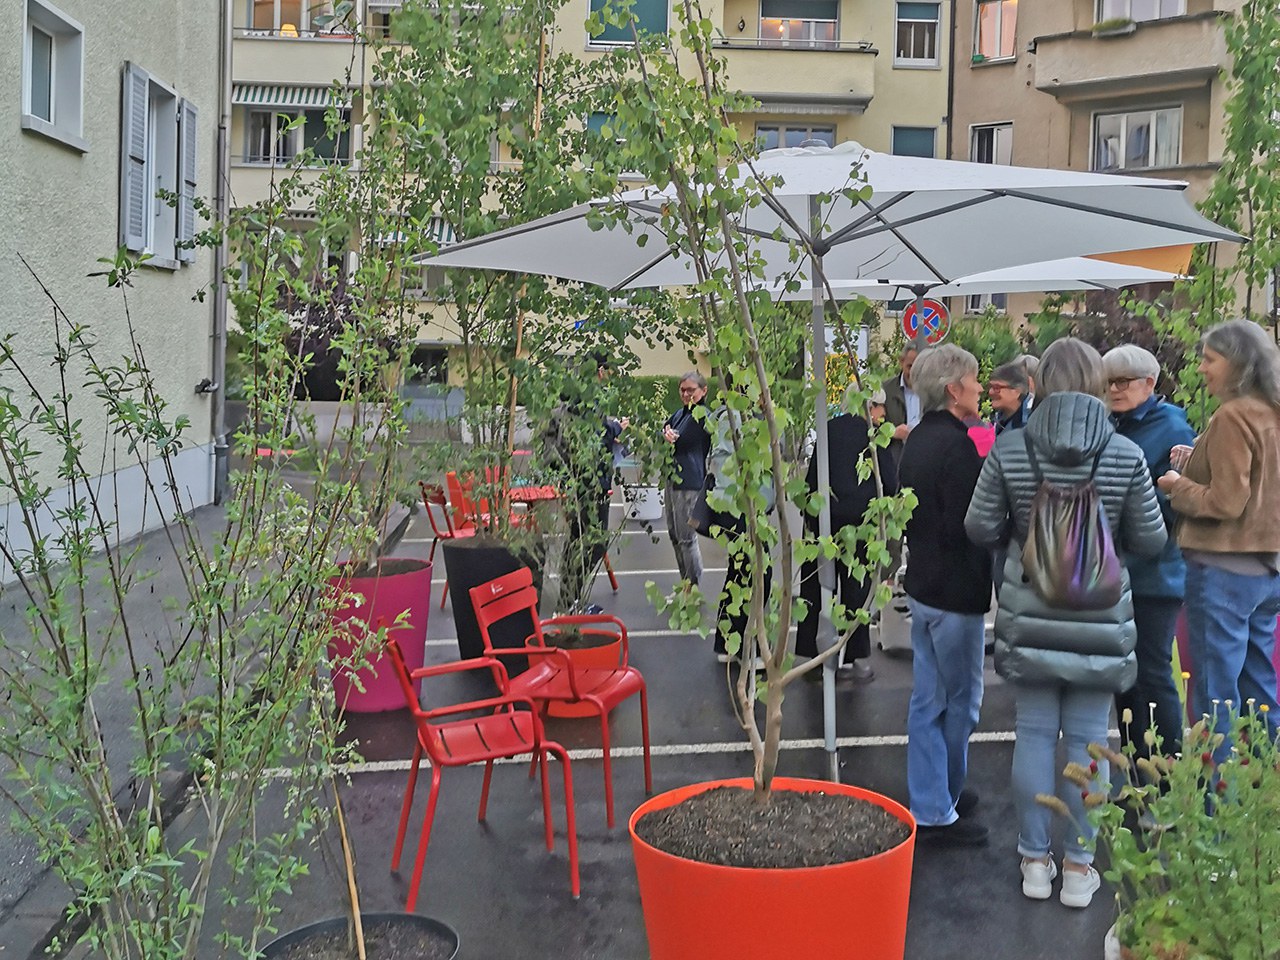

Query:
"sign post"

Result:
[[901, 298, 951, 345]]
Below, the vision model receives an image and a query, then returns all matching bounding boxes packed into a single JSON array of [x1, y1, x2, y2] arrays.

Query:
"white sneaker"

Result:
[[1020, 857, 1057, 900], [1060, 865, 1101, 909]]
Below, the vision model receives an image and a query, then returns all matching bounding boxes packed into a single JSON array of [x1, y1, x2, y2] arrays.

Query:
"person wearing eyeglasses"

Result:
[[1103, 345, 1197, 763], [988, 359, 1034, 436]]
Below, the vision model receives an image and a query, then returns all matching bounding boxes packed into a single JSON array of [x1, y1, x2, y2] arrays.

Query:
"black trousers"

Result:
[[713, 518, 773, 656], [795, 551, 872, 664]]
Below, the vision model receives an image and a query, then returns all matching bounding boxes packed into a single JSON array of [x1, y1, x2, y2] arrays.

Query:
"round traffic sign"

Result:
[[901, 298, 950, 345]]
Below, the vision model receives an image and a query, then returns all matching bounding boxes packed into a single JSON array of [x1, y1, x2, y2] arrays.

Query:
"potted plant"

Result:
[[1044, 706, 1279, 960]]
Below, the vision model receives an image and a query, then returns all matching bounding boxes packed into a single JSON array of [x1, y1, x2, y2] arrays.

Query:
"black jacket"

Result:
[[804, 414, 898, 530], [899, 410, 992, 614], [663, 402, 711, 490]]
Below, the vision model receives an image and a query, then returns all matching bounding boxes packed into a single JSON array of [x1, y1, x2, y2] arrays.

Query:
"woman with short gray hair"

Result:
[[988, 358, 1034, 436], [966, 336, 1166, 908], [1103, 343, 1196, 762], [1158, 318, 1280, 751], [897, 344, 993, 847]]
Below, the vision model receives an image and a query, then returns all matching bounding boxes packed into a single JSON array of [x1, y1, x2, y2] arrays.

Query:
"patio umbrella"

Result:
[[418, 141, 1240, 778]]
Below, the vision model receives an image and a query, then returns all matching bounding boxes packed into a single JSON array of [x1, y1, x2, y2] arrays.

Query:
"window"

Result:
[[756, 124, 835, 150], [970, 122, 1012, 164], [407, 346, 449, 386], [1096, 0, 1184, 23], [120, 62, 199, 266], [891, 126, 935, 158], [974, 0, 1016, 60], [1092, 107, 1181, 171], [966, 292, 1008, 313], [588, 0, 668, 43], [245, 0, 339, 35], [760, 0, 838, 48], [21, 0, 85, 151], [895, 2, 940, 66], [244, 109, 351, 164]]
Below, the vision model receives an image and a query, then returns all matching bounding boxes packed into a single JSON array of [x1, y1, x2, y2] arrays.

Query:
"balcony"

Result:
[[716, 39, 877, 114], [1032, 12, 1227, 102], [233, 29, 369, 87]]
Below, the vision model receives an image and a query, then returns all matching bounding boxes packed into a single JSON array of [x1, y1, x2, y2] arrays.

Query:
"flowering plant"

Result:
[[1043, 704, 1279, 960]]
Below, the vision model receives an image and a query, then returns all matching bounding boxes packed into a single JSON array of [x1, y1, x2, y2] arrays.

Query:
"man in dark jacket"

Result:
[[898, 345, 992, 847], [662, 371, 712, 586]]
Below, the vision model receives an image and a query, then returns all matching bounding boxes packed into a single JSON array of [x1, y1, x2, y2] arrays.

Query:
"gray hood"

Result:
[[1023, 393, 1114, 467]]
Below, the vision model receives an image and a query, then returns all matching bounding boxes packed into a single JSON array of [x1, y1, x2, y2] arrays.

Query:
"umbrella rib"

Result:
[[993, 188, 1246, 242], [822, 192, 914, 248], [610, 246, 679, 291]]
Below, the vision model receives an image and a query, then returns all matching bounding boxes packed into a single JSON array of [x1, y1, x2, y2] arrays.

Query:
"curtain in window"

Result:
[[976, 0, 1015, 58], [1153, 110, 1180, 167]]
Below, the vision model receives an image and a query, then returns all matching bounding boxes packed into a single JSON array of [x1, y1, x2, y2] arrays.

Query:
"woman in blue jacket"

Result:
[[1103, 345, 1196, 758]]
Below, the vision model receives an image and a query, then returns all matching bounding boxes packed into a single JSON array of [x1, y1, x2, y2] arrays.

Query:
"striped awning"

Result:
[[231, 83, 339, 109], [375, 217, 458, 248], [367, 0, 403, 8]]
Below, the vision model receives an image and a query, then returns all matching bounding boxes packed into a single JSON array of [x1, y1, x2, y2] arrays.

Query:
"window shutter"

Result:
[[177, 99, 199, 263], [120, 63, 150, 252]]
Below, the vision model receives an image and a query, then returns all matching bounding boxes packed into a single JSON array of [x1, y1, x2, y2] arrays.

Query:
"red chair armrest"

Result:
[[422, 692, 540, 722], [541, 615, 630, 664], [410, 656, 510, 689]]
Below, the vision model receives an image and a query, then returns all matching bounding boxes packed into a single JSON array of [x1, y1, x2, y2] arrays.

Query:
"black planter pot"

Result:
[[260, 913, 459, 959], [441, 538, 537, 663]]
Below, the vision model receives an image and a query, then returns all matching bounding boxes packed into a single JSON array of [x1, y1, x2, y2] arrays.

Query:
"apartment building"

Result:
[[3, 0, 224, 576], [949, 0, 1237, 319]]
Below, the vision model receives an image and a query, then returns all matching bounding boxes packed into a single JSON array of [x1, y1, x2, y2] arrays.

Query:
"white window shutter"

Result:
[[120, 63, 150, 253], [177, 99, 199, 263]]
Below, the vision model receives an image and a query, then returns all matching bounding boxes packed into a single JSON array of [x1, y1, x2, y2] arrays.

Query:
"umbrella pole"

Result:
[[808, 199, 839, 782]]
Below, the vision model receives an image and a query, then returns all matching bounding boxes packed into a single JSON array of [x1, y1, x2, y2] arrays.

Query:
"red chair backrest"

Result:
[[385, 638, 445, 761], [445, 471, 477, 527], [420, 482, 457, 539], [469, 567, 543, 652]]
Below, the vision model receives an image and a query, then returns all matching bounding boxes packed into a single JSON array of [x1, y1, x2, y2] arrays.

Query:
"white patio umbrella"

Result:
[[418, 141, 1239, 779]]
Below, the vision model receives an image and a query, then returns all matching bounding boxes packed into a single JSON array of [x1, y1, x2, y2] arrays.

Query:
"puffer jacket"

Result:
[[964, 393, 1167, 691]]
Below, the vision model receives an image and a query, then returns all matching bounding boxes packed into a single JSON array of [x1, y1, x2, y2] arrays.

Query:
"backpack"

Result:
[[1020, 433, 1124, 611]]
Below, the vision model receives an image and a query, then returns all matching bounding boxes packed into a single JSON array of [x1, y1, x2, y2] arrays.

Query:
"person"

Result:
[[708, 395, 774, 664], [965, 337, 1166, 908], [897, 345, 992, 847], [796, 387, 898, 682], [882, 341, 923, 457], [1157, 319, 1280, 751], [661, 371, 712, 588], [988, 358, 1034, 436], [1103, 344, 1197, 759]]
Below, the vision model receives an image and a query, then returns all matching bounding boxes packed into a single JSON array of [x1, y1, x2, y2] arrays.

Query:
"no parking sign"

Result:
[[901, 298, 950, 345]]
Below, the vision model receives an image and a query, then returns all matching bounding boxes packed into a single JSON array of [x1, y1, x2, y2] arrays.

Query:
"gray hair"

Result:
[[900, 342, 921, 361], [989, 359, 1031, 395], [1038, 337, 1107, 400], [841, 382, 886, 413], [911, 345, 979, 413], [1015, 354, 1040, 380], [1102, 344, 1160, 382], [678, 370, 708, 389], [1202, 319, 1280, 408]]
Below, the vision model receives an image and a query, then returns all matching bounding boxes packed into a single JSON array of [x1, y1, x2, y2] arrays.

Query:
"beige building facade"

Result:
[[3, 0, 224, 577], [946, 0, 1238, 321]]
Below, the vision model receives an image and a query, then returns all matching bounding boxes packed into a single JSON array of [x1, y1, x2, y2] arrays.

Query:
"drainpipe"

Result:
[[945, 0, 957, 158], [212, 0, 233, 503]]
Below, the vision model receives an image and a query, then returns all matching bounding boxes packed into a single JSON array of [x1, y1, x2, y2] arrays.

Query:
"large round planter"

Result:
[[441, 538, 531, 663], [629, 777, 916, 960], [260, 912, 459, 959], [545, 636, 622, 718], [328, 559, 433, 713]]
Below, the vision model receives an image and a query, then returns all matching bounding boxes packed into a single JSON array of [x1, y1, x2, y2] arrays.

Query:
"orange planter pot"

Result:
[[629, 777, 916, 960], [545, 638, 623, 718]]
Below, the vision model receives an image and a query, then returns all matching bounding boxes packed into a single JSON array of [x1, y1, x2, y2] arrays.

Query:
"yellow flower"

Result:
[[1062, 762, 1092, 788], [1261, 704, 1271, 714], [1121, 707, 1133, 726], [1083, 792, 1108, 809], [1086, 743, 1107, 761], [1136, 758, 1163, 784], [1035, 793, 1071, 817]]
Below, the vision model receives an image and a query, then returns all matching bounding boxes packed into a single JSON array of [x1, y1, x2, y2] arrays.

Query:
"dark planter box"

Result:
[[441, 539, 538, 666], [260, 913, 459, 959]]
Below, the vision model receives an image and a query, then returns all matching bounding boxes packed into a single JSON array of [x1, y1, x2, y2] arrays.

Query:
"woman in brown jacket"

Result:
[[1158, 319, 1280, 751]]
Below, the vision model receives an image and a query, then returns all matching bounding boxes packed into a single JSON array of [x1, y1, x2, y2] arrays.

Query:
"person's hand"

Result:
[[1169, 444, 1194, 472], [1157, 470, 1180, 493], [663, 425, 679, 444], [892, 423, 911, 442], [619, 417, 630, 431]]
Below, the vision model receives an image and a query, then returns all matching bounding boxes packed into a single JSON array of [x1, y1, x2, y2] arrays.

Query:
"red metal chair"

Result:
[[385, 638, 580, 910], [419, 481, 475, 610], [468, 567, 652, 828]]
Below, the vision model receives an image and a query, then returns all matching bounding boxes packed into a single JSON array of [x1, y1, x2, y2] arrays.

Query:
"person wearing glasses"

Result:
[[662, 371, 712, 588], [988, 359, 1034, 437], [1103, 345, 1196, 761]]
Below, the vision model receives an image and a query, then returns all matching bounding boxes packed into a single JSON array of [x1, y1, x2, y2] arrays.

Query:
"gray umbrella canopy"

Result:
[[421, 141, 1239, 290], [418, 141, 1239, 780]]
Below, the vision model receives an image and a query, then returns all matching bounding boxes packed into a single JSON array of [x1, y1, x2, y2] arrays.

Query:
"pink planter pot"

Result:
[[328, 559, 433, 713]]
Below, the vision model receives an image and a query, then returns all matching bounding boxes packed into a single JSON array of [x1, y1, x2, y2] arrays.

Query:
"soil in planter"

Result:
[[635, 784, 911, 869], [269, 922, 455, 960], [339, 556, 429, 580], [545, 627, 618, 651]]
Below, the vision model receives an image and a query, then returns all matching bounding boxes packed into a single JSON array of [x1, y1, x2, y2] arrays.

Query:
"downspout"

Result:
[[212, 0, 233, 502], [945, 0, 957, 158]]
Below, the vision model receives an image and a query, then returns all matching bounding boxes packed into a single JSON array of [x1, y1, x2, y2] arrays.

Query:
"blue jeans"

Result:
[[1012, 684, 1112, 865], [1115, 597, 1184, 757], [906, 599, 985, 826], [1184, 561, 1280, 756]]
